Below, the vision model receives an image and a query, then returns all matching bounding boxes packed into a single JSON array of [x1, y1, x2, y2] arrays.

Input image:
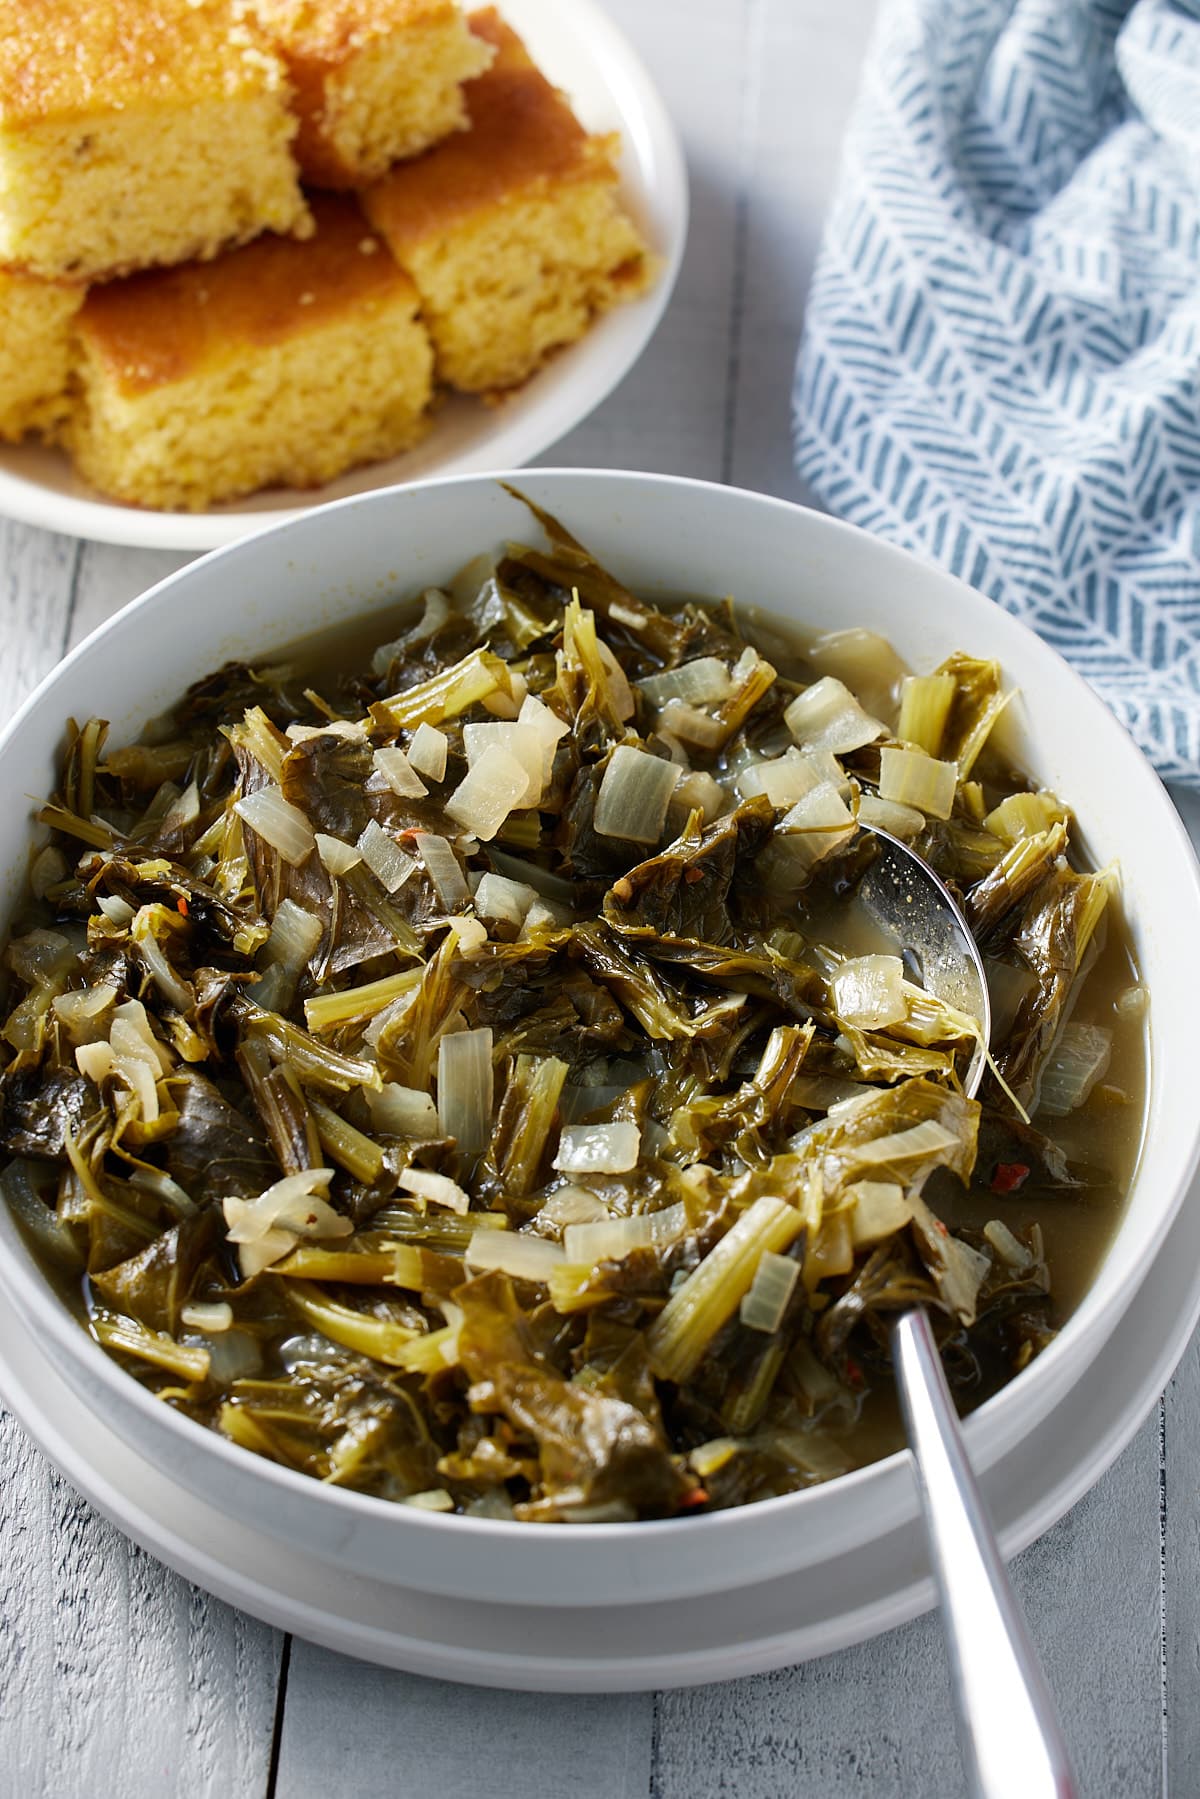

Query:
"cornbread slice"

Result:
[[253, 0, 495, 188], [0, 0, 309, 281], [361, 8, 653, 393], [0, 270, 84, 442], [68, 196, 434, 511]]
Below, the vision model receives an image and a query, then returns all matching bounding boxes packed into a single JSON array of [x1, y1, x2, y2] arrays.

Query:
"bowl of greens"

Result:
[[0, 470, 1196, 1609]]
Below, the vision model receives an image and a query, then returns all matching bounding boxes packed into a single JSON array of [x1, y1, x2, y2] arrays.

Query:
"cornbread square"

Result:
[[0, 0, 309, 281], [68, 195, 434, 511], [361, 8, 653, 393], [0, 270, 83, 442], [253, 0, 495, 188]]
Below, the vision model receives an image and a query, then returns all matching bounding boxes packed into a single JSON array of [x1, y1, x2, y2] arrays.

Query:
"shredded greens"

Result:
[[0, 497, 1143, 1521]]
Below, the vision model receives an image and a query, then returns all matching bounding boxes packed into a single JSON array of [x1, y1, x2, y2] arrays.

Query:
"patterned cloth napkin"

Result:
[[794, 0, 1200, 786]]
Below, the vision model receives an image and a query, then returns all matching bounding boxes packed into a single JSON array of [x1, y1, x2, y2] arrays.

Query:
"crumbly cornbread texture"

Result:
[[253, 0, 495, 187], [68, 195, 433, 511], [0, 270, 83, 442], [0, 0, 309, 280], [362, 8, 652, 393]]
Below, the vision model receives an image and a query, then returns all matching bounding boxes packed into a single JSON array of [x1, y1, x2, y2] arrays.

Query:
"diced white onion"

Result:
[[203, 1328, 263, 1382], [181, 1301, 234, 1332], [111, 999, 172, 1074], [553, 1121, 641, 1175], [564, 1201, 687, 1265], [437, 1026, 493, 1155], [130, 907, 192, 1013], [670, 770, 729, 824], [403, 1489, 456, 1512], [517, 694, 570, 783], [737, 749, 824, 810], [474, 872, 537, 928], [263, 897, 323, 969], [983, 1218, 1033, 1270], [857, 793, 926, 839], [445, 745, 530, 841], [832, 955, 908, 1029], [407, 722, 449, 781], [657, 700, 724, 748], [784, 677, 886, 755], [234, 786, 315, 866], [373, 745, 428, 799], [366, 1083, 440, 1137], [1037, 1023, 1113, 1117], [76, 1041, 113, 1083], [594, 745, 679, 843], [847, 1179, 912, 1246], [482, 672, 529, 719], [412, 832, 470, 907], [159, 780, 201, 836], [357, 819, 417, 894], [465, 1231, 565, 1281], [535, 1186, 610, 1233], [596, 640, 636, 721], [222, 1169, 347, 1245], [314, 832, 362, 876], [451, 915, 488, 955], [53, 987, 114, 1029], [739, 1249, 800, 1334], [854, 1119, 958, 1168], [463, 722, 544, 805], [97, 894, 136, 925], [638, 657, 733, 708], [397, 1167, 471, 1213], [878, 746, 958, 820], [776, 782, 856, 871]]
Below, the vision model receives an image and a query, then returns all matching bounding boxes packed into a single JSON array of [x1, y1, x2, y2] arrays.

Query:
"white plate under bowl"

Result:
[[0, 0, 686, 552], [1, 471, 1198, 1612], [3, 1167, 1197, 1693]]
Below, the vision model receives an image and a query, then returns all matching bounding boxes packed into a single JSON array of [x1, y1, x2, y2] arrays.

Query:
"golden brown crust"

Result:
[[0, 0, 286, 126], [77, 195, 415, 394], [250, 0, 458, 68], [361, 8, 610, 253]]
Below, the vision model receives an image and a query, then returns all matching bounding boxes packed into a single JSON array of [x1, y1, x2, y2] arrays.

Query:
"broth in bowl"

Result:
[[0, 496, 1146, 1521]]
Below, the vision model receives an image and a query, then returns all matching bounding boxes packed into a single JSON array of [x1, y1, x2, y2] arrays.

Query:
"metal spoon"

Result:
[[853, 828, 1078, 1799]]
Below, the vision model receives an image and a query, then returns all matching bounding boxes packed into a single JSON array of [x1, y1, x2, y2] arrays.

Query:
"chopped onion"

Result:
[[397, 1167, 471, 1213], [563, 1200, 687, 1265], [159, 780, 200, 837], [223, 1170, 347, 1245], [130, 906, 192, 1012], [553, 1121, 641, 1175], [857, 792, 925, 839], [366, 1083, 440, 1137], [437, 1026, 493, 1154], [655, 699, 722, 748], [412, 832, 470, 906], [596, 640, 636, 721], [287, 719, 366, 744], [444, 744, 530, 841], [357, 820, 417, 894], [76, 1040, 113, 1083], [474, 871, 537, 928], [463, 722, 544, 805], [204, 1329, 263, 1383], [181, 1300, 233, 1332], [670, 770, 728, 825], [263, 897, 323, 969], [111, 999, 172, 1075], [594, 745, 679, 843], [739, 1249, 800, 1333], [234, 785, 315, 866], [373, 745, 428, 799], [776, 782, 856, 870], [984, 789, 1067, 845], [847, 1180, 912, 1246], [407, 722, 448, 781], [737, 749, 824, 810], [96, 894, 135, 926], [784, 677, 886, 755], [535, 1186, 609, 1233], [30, 845, 68, 900], [983, 1218, 1033, 1270], [482, 672, 529, 719], [403, 1489, 455, 1512], [314, 832, 362, 876], [832, 955, 908, 1029], [878, 746, 957, 820], [807, 628, 908, 726], [465, 1230, 565, 1281], [517, 694, 570, 783], [638, 657, 733, 708], [1037, 1023, 1113, 1117], [53, 986, 114, 1032], [854, 1119, 958, 1168]]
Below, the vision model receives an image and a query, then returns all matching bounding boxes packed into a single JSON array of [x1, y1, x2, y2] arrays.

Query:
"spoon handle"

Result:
[[892, 1309, 1078, 1799]]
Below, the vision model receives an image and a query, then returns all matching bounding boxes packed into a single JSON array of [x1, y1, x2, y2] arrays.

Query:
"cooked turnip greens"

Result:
[[0, 498, 1145, 1520]]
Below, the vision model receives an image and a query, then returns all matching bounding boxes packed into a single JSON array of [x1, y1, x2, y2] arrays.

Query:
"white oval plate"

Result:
[[0, 0, 687, 552]]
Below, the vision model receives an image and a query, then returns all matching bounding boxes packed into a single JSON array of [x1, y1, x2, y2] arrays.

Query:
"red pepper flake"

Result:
[[684, 867, 705, 885], [991, 1162, 1031, 1195], [845, 1357, 863, 1387], [176, 895, 189, 916], [679, 1487, 710, 1510], [935, 1219, 949, 1236]]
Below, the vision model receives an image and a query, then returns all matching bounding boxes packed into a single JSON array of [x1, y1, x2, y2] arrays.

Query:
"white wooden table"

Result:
[[3, 2, 1199, 1792]]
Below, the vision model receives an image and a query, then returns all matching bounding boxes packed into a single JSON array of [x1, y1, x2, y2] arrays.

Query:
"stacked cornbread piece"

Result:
[[0, 1, 653, 510]]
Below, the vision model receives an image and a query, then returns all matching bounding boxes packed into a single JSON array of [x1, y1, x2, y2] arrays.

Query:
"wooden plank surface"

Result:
[[0, 0, 1197, 1793]]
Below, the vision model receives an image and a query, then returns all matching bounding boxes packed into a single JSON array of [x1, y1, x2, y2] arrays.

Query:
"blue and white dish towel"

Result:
[[794, 0, 1200, 787]]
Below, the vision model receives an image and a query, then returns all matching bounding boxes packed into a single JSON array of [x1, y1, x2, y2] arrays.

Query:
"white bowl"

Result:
[[1, 470, 1197, 1609]]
